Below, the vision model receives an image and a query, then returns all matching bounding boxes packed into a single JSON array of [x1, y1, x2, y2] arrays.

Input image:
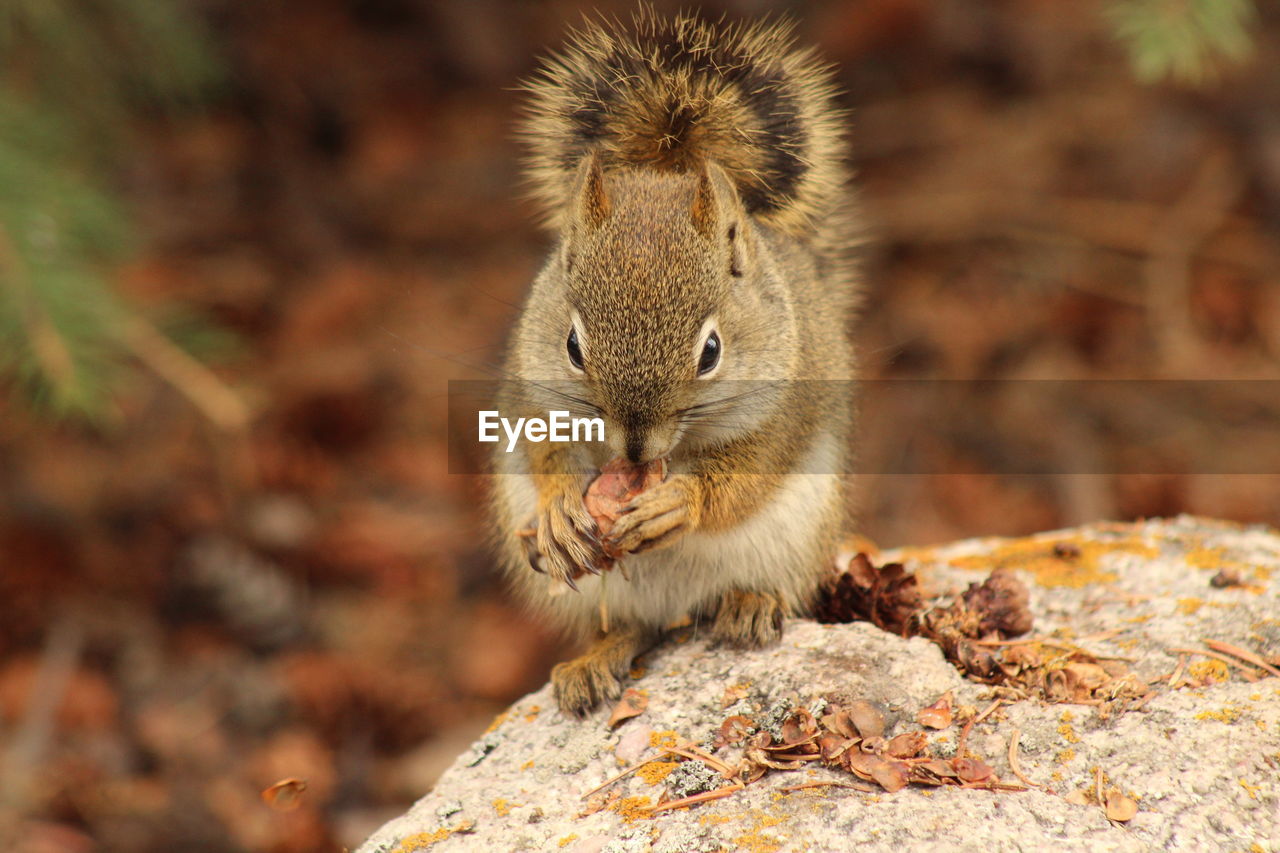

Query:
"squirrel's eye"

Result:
[[566, 327, 585, 371], [697, 331, 721, 376]]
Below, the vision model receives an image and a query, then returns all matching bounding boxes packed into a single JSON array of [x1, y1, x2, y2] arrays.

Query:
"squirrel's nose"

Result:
[[624, 432, 647, 464]]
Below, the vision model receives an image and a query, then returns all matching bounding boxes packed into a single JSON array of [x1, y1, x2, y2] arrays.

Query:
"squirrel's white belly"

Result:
[[614, 469, 841, 625]]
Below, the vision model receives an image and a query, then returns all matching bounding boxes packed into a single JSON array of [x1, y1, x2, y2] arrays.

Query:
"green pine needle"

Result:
[[1107, 0, 1257, 85], [0, 0, 226, 420]]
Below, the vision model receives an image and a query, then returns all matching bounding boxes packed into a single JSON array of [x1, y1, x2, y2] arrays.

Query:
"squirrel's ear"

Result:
[[692, 162, 752, 275], [690, 167, 718, 237], [690, 162, 744, 237], [570, 152, 612, 231]]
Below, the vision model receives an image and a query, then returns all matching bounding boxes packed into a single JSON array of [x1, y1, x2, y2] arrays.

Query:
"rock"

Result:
[[358, 517, 1280, 853]]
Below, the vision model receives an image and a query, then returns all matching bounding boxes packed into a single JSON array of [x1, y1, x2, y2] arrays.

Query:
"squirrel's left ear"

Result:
[[569, 151, 612, 232], [691, 162, 752, 276]]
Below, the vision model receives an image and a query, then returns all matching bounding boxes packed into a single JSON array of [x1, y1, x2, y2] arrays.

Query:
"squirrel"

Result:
[[489, 9, 859, 716]]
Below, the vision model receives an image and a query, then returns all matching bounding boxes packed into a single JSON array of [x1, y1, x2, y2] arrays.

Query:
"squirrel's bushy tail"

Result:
[[520, 9, 847, 237]]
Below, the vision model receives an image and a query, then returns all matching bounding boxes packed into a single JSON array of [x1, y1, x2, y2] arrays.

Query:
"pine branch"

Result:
[[0, 0, 238, 422], [1107, 0, 1258, 85]]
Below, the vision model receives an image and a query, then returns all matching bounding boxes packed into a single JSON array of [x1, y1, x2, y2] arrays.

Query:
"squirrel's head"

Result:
[[540, 153, 798, 464]]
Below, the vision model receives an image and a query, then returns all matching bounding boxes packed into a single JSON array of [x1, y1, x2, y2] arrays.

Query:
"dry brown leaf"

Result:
[[844, 750, 879, 781], [817, 731, 857, 761], [916, 693, 954, 730], [607, 688, 648, 728], [870, 759, 911, 793], [1002, 643, 1041, 671], [952, 757, 994, 783], [886, 731, 928, 759], [261, 777, 308, 811], [714, 715, 754, 748], [918, 759, 959, 779], [779, 709, 818, 746], [720, 683, 749, 708], [847, 700, 886, 738], [1105, 789, 1138, 822], [821, 709, 860, 740], [859, 736, 887, 754]]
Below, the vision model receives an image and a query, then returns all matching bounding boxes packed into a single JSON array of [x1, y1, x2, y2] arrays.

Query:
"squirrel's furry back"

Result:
[[520, 8, 847, 239]]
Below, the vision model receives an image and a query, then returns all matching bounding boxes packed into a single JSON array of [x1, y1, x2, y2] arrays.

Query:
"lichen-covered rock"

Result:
[[359, 517, 1280, 853]]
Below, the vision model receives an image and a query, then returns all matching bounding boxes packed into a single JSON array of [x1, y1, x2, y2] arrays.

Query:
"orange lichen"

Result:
[[557, 834, 579, 847], [1056, 748, 1076, 764], [524, 705, 541, 722], [1185, 547, 1226, 570], [733, 811, 787, 853], [1195, 707, 1241, 723], [613, 796, 652, 822], [484, 710, 512, 734], [392, 823, 473, 853], [1186, 546, 1270, 585], [649, 730, 678, 749], [393, 830, 449, 852], [1177, 598, 1205, 615], [1188, 660, 1230, 683], [949, 535, 1157, 588], [636, 761, 680, 785], [1058, 724, 1081, 744], [492, 798, 512, 816]]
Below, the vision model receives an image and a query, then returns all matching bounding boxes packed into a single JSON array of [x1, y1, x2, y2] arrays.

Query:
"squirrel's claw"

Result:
[[606, 478, 692, 554], [531, 490, 605, 589]]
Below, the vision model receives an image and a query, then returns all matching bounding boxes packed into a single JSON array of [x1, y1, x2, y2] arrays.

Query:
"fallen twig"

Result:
[[645, 782, 744, 814], [781, 781, 874, 794], [1204, 639, 1280, 679], [1170, 647, 1264, 680], [1007, 727, 1038, 789], [581, 753, 663, 800]]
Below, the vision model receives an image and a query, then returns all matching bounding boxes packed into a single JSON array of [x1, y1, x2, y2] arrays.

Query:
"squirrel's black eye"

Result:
[[697, 331, 721, 376], [566, 327, 584, 370]]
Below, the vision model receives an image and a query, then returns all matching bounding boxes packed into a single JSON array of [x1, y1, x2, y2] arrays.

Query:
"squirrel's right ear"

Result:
[[568, 151, 612, 232]]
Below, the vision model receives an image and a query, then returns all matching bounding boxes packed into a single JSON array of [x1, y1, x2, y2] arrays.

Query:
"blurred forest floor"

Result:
[[1, 0, 1278, 851]]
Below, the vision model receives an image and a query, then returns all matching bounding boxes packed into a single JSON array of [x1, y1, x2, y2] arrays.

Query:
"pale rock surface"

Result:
[[360, 516, 1280, 853]]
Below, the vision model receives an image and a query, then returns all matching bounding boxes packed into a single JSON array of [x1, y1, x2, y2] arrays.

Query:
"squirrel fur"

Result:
[[490, 9, 859, 715]]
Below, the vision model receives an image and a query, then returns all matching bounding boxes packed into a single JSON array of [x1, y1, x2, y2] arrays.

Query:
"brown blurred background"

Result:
[[1, 0, 1277, 850]]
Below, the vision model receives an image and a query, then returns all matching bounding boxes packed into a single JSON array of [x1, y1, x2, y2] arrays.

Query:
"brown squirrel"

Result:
[[490, 9, 858, 715]]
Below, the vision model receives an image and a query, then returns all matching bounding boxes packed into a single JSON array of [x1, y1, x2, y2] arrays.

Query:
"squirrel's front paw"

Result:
[[530, 490, 604, 590], [552, 655, 621, 716], [606, 475, 695, 554]]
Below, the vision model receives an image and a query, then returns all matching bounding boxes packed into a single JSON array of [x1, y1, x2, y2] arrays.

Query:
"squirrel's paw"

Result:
[[552, 654, 621, 716], [531, 491, 604, 590], [606, 476, 693, 554], [712, 590, 784, 648]]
